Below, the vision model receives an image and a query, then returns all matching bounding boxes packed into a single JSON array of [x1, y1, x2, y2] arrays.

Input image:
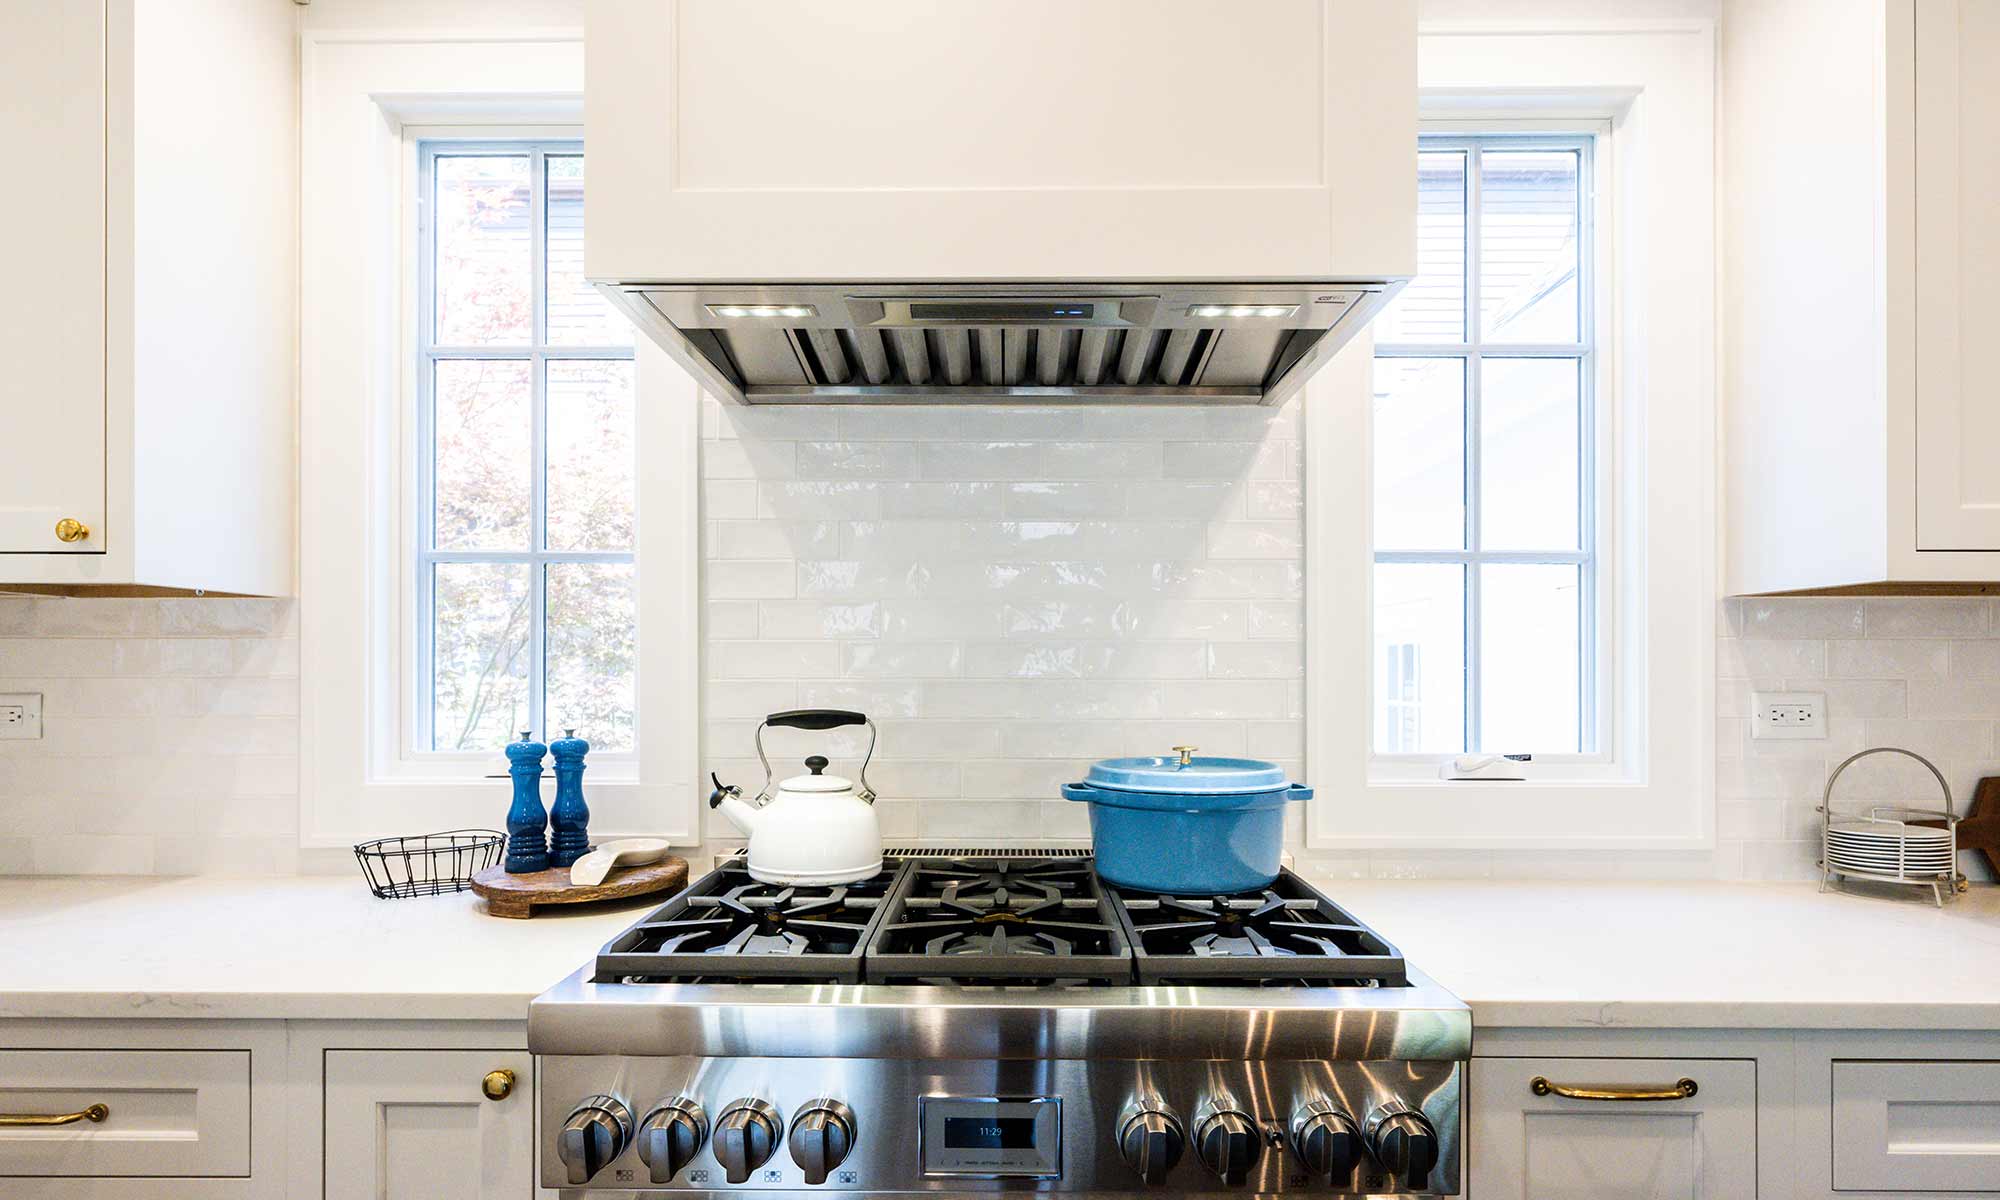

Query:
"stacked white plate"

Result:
[[1824, 818, 1955, 877]]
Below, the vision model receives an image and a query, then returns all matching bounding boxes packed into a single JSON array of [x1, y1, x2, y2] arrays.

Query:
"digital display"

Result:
[[943, 1117, 1039, 1150]]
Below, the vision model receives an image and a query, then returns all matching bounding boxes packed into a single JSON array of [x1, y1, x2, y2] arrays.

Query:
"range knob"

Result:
[[636, 1097, 709, 1184], [1290, 1100, 1364, 1185], [1192, 1100, 1263, 1186], [1117, 1100, 1186, 1185], [788, 1098, 857, 1185], [714, 1097, 784, 1185], [1365, 1101, 1441, 1191], [557, 1094, 634, 1185]]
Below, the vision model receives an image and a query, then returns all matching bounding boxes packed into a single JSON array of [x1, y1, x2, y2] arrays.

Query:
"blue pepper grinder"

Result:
[[502, 731, 551, 874], [548, 728, 592, 869]]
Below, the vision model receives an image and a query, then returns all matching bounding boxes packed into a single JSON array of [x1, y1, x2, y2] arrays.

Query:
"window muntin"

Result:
[[1371, 135, 1597, 757], [417, 141, 637, 754]]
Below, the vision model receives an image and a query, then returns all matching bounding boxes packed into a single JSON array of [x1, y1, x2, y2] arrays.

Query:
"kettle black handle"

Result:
[[750, 711, 878, 804], [764, 709, 867, 731]]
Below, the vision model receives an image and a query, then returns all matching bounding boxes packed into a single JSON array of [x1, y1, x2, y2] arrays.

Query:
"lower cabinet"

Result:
[[1468, 1056, 1758, 1199], [323, 1049, 536, 1200]]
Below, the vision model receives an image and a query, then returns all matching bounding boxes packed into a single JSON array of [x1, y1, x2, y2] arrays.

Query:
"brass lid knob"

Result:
[[1172, 745, 1198, 767], [482, 1069, 515, 1102], [54, 518, 90, 543]]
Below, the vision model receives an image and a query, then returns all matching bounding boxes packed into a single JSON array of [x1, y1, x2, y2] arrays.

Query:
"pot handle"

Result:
[[1286, 783, 1315, 802], [1062, 783, 1103, 802]]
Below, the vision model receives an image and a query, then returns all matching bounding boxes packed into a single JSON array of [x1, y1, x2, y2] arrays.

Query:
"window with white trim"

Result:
[[1370, 134, 1599, 757], [416, 140, 638, 753]]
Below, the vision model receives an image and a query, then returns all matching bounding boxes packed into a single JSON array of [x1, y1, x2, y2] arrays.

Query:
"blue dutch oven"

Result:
[[1062, 748, 1313, 893]]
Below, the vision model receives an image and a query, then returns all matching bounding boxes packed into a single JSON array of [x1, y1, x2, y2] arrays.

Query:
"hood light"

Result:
[[1187, 304, 1298, 319], [708, 304, 817, 319]]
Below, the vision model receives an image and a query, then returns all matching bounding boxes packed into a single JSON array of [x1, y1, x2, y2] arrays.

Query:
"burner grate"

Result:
[[596, 863, 904, 982], [864, 857, 1133, 985], [1111, 874, 1407, 988]]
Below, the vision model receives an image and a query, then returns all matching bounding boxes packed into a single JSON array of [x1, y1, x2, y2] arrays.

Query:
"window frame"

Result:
[[296, 30, 700, 850], [411, 138, 637, 762], [1302, 19, 1718, 852], [1371, 130, 1610, 765]]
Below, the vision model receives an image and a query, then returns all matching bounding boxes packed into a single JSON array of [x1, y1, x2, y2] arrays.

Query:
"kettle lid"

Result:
[[780, 754, 854, 794]]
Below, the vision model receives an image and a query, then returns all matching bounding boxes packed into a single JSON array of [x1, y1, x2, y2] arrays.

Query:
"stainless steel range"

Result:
[[529, 854, 1469, 1198]]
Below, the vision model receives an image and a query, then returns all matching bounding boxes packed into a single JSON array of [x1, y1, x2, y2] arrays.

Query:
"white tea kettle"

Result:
[[708, 709, 884, 885]]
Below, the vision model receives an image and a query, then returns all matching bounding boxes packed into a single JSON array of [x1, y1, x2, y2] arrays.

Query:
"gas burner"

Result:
[[1113, 875, 1408, 987], [865, 857, 1133, 985], [596, 863, 898, 982], [901, 857, 1095, 912]]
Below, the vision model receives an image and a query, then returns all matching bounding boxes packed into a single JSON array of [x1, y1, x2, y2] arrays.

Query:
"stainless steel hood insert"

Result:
[[600, 282, 1395, 406]]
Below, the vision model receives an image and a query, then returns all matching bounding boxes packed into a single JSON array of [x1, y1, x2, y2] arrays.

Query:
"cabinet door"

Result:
[[1915, 0, 2000, 550], [1468, 1057, 1757, 1199], [324, 1050, 534, 1200], [0, 0, 107, 553]]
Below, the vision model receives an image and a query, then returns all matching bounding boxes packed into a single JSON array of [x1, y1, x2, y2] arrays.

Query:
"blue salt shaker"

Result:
[[548, 728, 592, 869], [503, 731, 550, 874]]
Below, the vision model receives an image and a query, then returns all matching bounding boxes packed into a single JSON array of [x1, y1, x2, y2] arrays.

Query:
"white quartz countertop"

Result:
[[0, 875, 647, 1021], [1, 874, 1997, 1028], [1315, 878, 2000, 1030]]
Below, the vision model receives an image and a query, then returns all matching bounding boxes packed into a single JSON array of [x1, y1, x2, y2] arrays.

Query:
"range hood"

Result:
[[584, 0, 1416, 406], [601, 282, 1394, 406]]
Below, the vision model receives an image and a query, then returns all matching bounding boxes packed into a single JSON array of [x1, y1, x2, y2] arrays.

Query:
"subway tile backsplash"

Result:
[[698, 400, 1304, 850], [6, 416, 2000, 882], [0, 596, 302, 875]]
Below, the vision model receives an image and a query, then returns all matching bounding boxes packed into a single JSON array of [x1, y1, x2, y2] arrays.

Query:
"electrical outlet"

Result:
[[0, 692, 42, 740], [1751, 690, 1825, 740]]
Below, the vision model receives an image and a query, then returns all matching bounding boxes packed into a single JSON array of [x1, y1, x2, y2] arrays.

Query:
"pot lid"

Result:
[[1083, 749, 1289, 795], [780, 755, 854, 794]]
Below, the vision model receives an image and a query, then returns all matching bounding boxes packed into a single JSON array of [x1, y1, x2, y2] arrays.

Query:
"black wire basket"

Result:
[[354, 829, 505, 899]]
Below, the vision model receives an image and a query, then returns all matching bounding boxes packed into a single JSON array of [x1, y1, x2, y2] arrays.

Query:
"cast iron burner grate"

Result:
[[863, 857, 1133, 985], [595, 863, 903, 983], [1111, 873, 1408, 988]]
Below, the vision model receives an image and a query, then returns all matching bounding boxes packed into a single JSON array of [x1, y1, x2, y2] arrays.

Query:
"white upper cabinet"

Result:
[[1913, 0, 2000, 551], [1724, 0, 2000, 592], [0, 0, 296, 595], [584, 0, 1416, 282], [0, 1, 106, 557]]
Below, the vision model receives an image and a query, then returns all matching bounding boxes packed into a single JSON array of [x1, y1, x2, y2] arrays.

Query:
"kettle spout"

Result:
[[707, 772, 761, 835]]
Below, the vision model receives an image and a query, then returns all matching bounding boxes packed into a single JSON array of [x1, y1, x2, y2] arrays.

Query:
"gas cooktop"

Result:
[[531, 853, 1466, 1197], [592, 853, 1406, 988]]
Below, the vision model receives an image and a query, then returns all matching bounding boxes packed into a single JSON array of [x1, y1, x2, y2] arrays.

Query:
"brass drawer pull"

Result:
[[1531, 1077, 1697, 1102], [483, 1069, 515, 1102], [0, 1103, 110, 1127]]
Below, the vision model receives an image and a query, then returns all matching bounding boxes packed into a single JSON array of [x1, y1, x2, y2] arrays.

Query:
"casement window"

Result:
[[1305, 22, 1717, 850], [415, 141, 636, 754], [1371, 134, 1599, 758]]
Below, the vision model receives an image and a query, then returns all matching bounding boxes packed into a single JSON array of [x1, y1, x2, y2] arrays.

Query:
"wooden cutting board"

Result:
[[471, 856, 688, 919], [1954, 778, 2000, 878]]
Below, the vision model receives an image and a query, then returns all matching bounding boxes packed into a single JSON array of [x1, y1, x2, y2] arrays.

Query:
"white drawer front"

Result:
[[0, 1049, 250, 1178], [1833, 1061, 2000, 1192]]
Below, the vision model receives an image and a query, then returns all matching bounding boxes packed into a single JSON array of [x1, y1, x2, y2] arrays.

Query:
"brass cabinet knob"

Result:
[[483, 1069, 516, 1102], [54, 518, 90, 543]]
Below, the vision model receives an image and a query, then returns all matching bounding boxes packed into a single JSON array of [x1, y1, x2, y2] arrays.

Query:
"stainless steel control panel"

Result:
[[541, 1056, 1461, 1197]]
